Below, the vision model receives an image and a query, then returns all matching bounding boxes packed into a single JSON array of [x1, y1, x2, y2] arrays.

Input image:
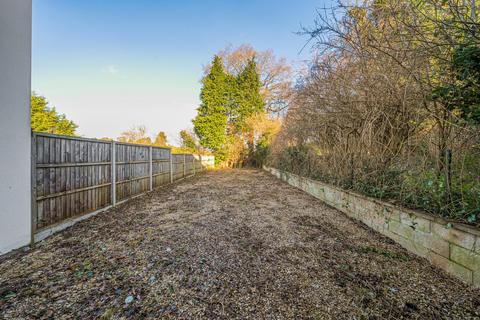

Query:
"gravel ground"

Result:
[[0, 169, 479, 319]]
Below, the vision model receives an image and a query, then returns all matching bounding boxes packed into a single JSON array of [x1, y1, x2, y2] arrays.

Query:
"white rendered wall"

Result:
[[0, 0, 32, 254]]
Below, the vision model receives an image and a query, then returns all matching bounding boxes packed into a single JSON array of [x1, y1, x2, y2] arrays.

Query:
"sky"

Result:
[[32, 0, 331, 144]]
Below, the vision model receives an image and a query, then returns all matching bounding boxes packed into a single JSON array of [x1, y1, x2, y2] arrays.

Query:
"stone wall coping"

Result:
[[267, 167, 480, 238]]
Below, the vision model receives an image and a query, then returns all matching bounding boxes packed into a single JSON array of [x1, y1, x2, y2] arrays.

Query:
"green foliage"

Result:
[[274, 144, 480, 224], [247, 135, 270, 168], [193, 55, 229, 155], [179, 130, 197, 151], [232, 59, 265, 130], [193, 55, 266, 165], [432, 45, 480, 124], [400, 168, 480, 222], [31, 93, 77, 135]]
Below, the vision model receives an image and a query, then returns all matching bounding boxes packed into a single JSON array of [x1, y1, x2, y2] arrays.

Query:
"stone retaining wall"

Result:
[[264, 166, 480, 287]]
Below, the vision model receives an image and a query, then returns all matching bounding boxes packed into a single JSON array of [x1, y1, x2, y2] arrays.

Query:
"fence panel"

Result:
[[115, 143, 150, 202], [194, 156, 203, 172], [32, 132, 212, 237], [152, 147, 171, 188], [33, 133, 112, 231], [185, 154, 195, 175], [172, 154, 185, 180]]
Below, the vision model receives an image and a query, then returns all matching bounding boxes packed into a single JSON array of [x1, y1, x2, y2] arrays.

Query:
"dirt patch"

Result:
[[0, 169, 479, 319]]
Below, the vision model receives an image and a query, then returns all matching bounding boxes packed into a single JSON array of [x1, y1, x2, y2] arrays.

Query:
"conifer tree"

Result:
[[232, 58, 265, 131], [193, 55, 266, 165], [193, 56, 229, 161]]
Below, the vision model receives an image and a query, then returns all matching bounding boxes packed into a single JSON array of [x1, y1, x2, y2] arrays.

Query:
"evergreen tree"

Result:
[[193, 55, 267, 166], [193, 56, 229, 162], [31, 93, 77, 135], [232, 58, 265, 131]]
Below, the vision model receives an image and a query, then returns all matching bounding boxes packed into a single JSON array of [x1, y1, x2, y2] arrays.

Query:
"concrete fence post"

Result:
[[193, 155, 196, 175], [111, 141, 116, 206], [183, 154, 186, 177], [149, 146, 153, 191], [169, 150, 173, 183]]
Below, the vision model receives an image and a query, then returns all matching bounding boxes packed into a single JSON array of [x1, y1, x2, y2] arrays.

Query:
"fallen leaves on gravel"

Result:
[[0, 169, 479, 319]]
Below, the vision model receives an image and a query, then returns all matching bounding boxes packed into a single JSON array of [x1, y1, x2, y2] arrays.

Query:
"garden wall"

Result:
[[263, 166, 480, 287]]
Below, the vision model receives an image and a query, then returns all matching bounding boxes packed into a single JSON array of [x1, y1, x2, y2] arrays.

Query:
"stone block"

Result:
[[400, 212, 431, 233], [414, 231, 450, 258], [386, 230, 429, 259], [432, 222, 476, 250], [474, 271, 480, 288], [383, 206, 401, 222], [428, 251, 473, 284], [389, 220, 416, 239], [450, 244, 480, 272]]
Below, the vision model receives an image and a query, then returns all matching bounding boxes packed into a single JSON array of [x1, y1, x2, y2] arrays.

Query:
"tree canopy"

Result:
[[193, 53, 276, 167], [215, 44, 293, 113], [193, 55, 230, 162], [31, 93, 77, 135], [153, 131, 168, 147], [179, 130, 197, 151]]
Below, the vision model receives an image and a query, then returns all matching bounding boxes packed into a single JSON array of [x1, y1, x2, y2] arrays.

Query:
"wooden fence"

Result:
[[31, 132, 210, 239]]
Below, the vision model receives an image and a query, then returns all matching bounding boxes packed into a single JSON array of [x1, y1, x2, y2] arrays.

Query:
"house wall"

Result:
[[0, 0, 32, 254]]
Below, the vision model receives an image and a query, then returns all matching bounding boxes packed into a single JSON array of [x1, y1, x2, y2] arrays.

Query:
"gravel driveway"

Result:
[[0, 169, 479, 319]]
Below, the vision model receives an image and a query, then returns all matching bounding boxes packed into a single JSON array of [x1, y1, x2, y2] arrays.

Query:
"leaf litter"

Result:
[[0, 169, 479, 319]]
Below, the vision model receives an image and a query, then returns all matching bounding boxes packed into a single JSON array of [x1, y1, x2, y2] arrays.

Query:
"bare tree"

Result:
[[118, 125, 152, 145], [270, 0, 480, 222]]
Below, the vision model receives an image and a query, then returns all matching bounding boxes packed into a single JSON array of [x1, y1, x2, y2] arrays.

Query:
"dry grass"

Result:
[[0, 169, 479, 319]]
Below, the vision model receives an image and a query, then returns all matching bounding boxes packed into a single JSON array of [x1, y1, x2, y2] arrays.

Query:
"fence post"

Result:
[[149, 146, 153, 191], [30, 132, 37, 247], [111, 141, 116, 206], [183, 154, 186, 177], [169, 150, 173, 183], [193, 155, 196, 175]]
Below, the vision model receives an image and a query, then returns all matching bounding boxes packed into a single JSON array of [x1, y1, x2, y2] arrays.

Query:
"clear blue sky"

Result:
[[32, 0, 331, 143]]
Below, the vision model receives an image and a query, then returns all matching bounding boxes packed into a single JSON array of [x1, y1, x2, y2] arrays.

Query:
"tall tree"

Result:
[[193, 55, 229, 161], [233, 58, 265, 131], [31, 93, 77, 135], [179, 129, 197, 151], [193, 53, 272, 166], [153, 131, 168, 146]]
